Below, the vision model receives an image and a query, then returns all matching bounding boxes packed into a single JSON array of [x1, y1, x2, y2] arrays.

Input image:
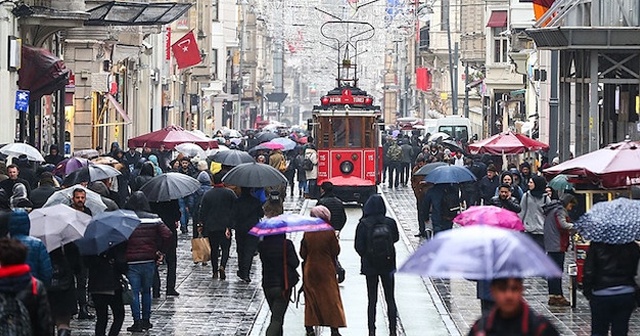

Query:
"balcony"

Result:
[[21, 0, 89, 45]]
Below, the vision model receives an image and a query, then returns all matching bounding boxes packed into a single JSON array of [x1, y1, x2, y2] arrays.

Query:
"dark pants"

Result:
[[462, 190, 479, 208], [236, 232, 258, 279], [382, 162, 389, 183], [527, 233, 545, 250], [92, 293, 125, 336], [366, 273, 397, 333], [264, 287, 291, 336], [590, 293, 636, 336], [388, 162, 401, 188], [307, 179, 318, 198], [433, 219, 453, 234], [207, 230, 231, 273], [547, 251, 565, 296], [400, 162, 410, 185], [152, 246, 177, 294], [417, 200, 426, 234], [75, 266, 89, 308]]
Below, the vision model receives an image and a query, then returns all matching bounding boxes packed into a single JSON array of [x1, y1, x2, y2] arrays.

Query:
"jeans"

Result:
[[547, 251, 565, 296], [400, 162, 410, 185], [388, 162, 400, 188], [207, 231, 231, 273], [417, 199, 426, 234], [236, 232, 259, 279], [366, 273, 397, 333], [307, 179, 318, 198], [92, 293, 125, 336], [128, 262, 155, 321], [590, 293, 636, 336], [433, 219, 453, 235], [264, 287, 291, 336], [178, 197, 191, 232]]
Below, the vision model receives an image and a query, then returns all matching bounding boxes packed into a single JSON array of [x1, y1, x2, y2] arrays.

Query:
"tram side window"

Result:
[[332, 118, 347, 147], [349, 118, 363, 147]]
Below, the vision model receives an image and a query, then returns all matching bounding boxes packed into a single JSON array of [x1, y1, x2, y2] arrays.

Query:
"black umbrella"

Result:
[[413, 162, 448, 176], [222, 162, 288, 188], [255, 132, 278, 144], [210, 149, 255, 166], [139, 173, 200, 202], [441, 139, 465, 153], [62, 167, 90, 186]]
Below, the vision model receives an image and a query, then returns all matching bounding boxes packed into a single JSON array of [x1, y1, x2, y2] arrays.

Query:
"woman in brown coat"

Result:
[[300, 205, 346, 336]]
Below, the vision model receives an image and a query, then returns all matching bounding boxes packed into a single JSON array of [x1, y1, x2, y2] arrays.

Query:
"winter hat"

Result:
[[197, 160, 208, 171], [310, 205, 331, 223], [197, 171, 211, 184]]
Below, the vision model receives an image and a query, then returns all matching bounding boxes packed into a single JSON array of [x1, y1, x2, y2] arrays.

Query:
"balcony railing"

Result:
[[537, 0, 640, 28]]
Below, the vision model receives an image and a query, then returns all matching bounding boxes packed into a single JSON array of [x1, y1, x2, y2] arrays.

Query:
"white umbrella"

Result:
[[91, 156, 119, 165], [428, 132, 451, 142], [29, 204, 92, 252], [205, 145, 229, 157], [88, 164, 122, 182], [175, 143, 206, 158], [73, 149, 100, 159], [189, 130, 210, 139], [43, 184, 107, 214], [0, 143, 45, 162]]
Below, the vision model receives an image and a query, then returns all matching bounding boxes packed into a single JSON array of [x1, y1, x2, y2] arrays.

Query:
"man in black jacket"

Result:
[[0, 164, 32, 198], [488, 184, 521, 214], [233, 188, 264, 282], [478, 164, 499, 205], [149, 199, 181, 296], [44, 145, 64, 166], [199, 184, 237, 280], [316, 182, 346, 231], [29, 173, 58, 209]]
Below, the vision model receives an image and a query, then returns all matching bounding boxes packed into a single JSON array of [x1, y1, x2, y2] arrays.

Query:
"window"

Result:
[[212, 0, 219, 21], [349, 118, 363, 147], [332, 118, 347, 147], [211, 48, 218, 80], [493, 27, 509, 63]]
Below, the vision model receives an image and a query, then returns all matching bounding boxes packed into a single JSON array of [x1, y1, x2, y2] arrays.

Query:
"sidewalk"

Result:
[[250, 199, 452, 336], [383, 185, 640, 335]]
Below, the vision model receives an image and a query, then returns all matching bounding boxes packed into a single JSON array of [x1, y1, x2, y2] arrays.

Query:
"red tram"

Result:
[[308, 86, 383, 204]]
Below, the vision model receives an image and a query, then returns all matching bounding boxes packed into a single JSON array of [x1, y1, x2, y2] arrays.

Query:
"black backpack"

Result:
[[302, 158, 314, 171], [366, 219, 394, 265], [441, 185, 461, 220], [0, 283, 34, 336]]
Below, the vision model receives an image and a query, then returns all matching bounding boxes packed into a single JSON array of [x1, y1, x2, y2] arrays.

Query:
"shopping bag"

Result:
[[191, 237, 211, 263]]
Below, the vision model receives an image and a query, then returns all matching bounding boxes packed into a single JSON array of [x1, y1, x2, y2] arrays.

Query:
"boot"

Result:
[[141, 319, 153, 330], [58, 329, 71, 336], [219, 266, 226, 280], [330, 328, 342, 336], [305, 327, 316, 336], [548, 295, 571, 307], [77, 305, 95, 320], [127, 320, 144, 332]]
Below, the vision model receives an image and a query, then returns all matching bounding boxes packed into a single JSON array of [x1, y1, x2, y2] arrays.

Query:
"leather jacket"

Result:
[[582, 241, 640, 299]]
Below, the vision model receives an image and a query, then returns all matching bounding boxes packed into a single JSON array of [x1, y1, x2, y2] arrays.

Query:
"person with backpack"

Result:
[[48, 241, 82, 336], [304, 144, 318, 198], [295, 148, 307, 197], [386, 140, 403, 188], [354, 194, 399, 336], [0, 237, 54, 336], [421, 184, 460, 235]]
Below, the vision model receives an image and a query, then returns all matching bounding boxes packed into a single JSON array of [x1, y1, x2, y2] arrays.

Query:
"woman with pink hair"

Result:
[[300, 205, 346, 336]]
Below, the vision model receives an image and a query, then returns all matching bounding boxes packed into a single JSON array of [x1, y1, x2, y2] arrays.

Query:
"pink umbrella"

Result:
[[454, 206, 524, 231], [468, 132, 549, 155], [258, 142, 285, 151]]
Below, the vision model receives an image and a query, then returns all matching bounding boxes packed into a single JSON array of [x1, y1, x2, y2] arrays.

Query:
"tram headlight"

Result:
[[340, 161, 354, 174]]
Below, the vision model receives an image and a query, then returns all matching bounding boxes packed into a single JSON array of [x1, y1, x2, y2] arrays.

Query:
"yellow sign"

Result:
[[589, 117, 593, 129], [440, 92, 448, 100]]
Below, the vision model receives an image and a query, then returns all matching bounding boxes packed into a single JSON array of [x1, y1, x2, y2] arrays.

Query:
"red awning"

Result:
[[105, 93, 131, 124], [486, 11, 508, 28]]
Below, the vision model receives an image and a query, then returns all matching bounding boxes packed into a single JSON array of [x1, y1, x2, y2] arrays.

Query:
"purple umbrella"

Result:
[[249, 214, 334, 237], [454, 206, 525, 231], [398, 225, 561, 280], [65, 157, 90, 175]]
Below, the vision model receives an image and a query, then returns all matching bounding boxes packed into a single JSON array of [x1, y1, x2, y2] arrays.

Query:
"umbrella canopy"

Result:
[[269, 137, 297, 151], [139, 172, 200, 202], [91, 156, 119, 165], [543, 139, 640, 189], [222, 162, 288, 188], [219, 128, 242, 138], [428, 132, 451, 142], [29, 204, 92, 252], [189, 129, 209, 139], [413, 162, 448, 176], [548, 174, 573, 191], [574, 198, 640, 244], [175, 143, 206, 158], [255, 132, 278, 144], [43, 185, 108, 214], [65, 157, 90, 175], [454, 206, 525, 231], [0, 143, 45, 162], [468, 132, 549, 155], [75, 210, 141, 255], [204, 145, 229, 157], [424, 165, 476, 184], [62, 168, 90, 186], [398, 226, 562, 280], [127, 125, 219, 150], [441, 139, 465, 153], [210, 149, 254, 166], [250, 142, 285, 152], [249, 214, 334, 237], [73, 149, 100, 159], [89, 164, 121, 182]]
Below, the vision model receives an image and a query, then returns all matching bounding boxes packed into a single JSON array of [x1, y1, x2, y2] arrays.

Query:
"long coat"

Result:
[[300, 230, 346, 328]]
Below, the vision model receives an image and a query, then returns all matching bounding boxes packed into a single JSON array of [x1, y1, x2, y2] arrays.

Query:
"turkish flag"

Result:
[[171, 31, 202, 69], [532, 0, 556, 21], [416, 67, 431, 91]]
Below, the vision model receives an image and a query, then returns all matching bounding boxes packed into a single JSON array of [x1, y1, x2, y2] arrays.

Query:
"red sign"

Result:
[[165, 27, 171, 61], [416, 67, 432, 91], [171, 30, 202, 70]]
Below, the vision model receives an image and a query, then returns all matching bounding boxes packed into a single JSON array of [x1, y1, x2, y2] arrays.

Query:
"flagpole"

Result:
[[236, 0, 247, 130]]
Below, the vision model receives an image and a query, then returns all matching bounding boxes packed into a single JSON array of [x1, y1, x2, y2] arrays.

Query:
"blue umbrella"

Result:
[[574, 198, 640, 244], [270, 137, 297, 151], [249, 214, 334, 237], [424, 165, 476, 184], [75, 210, 141, 255], [398, 225, 562, 280]]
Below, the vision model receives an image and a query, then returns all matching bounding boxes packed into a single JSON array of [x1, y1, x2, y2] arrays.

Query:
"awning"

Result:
[[86, 1, 192, 26], [486, 11, 508, 28], [105, 93, 131, 124], [18, 45, 70, 101]]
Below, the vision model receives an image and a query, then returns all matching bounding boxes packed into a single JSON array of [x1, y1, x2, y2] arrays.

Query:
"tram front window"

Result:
[[349, 118, 363, 147], [332, 118, 347, 147]]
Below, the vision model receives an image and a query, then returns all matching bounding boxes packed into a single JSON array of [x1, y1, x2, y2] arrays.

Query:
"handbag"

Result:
[[336, 259, 346, 284], [191, 236, 211, 263], [120, 275, 133, 305]]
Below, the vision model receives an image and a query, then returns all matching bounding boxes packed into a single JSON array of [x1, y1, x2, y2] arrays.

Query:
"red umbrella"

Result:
[[468, 132, 549, 155], [543, 140, 640, 189], [127, 125, 218, 150]]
